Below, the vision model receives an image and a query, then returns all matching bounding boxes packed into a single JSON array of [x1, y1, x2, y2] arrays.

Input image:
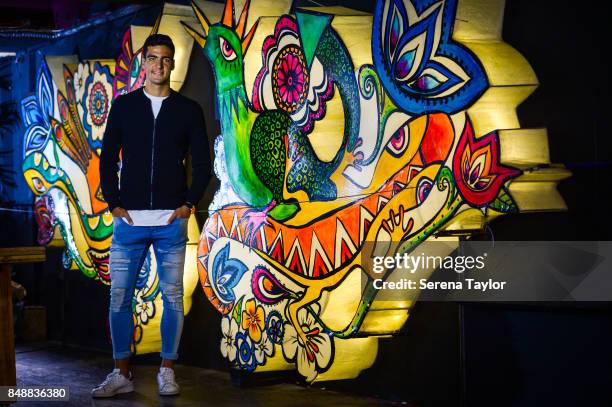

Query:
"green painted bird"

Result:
[[181, 0, 361, 237]]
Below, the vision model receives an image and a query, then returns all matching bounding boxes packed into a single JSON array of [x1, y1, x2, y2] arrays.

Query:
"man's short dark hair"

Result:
[[143, 34, 175, 58]]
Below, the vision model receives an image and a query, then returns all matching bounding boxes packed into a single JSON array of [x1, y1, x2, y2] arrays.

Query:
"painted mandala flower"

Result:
[[452, 118, 521, 207], [252, 15, 332, 134], [241, 298, 265, 342], [253, 330, 274, 365], [235, 331, 257, 371], [282, 308, 333, 382], [135, 291, 154, 324], [83, 62, 113, 141], [272, 47, 307, 112], [220, 316, 239, 362]]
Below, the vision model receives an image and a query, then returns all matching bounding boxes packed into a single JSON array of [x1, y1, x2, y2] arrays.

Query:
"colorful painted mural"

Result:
[[19, 16, 200, 355], [185, 0, 569, 381], [17, 0, 568, 381]]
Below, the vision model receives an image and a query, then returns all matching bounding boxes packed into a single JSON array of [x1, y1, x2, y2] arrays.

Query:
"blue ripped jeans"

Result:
[[109, 217, 188, 360]]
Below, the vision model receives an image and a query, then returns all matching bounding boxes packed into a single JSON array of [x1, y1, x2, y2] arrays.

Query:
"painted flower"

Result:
[[372, 0, 487, 115], [21, 61, 53, 158], [253, 330, 274, 364], [452, 118, 521, 207], [266, 310, 284, 344], [220, 316, 239, 362], [282, 308, 333, 382], [252, 15, 332, 134], [235, 331, 257, 371], [241, 298, 265, 342], [211, 243, 247, 304], [272, 47, 307, 112], [83, 62, 113, 141], [135, 291, 154, 324], [73, 62, 90, 103]]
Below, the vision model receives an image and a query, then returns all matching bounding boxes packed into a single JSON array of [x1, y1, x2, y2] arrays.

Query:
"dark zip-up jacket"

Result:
[[100, 88, 210, 212]]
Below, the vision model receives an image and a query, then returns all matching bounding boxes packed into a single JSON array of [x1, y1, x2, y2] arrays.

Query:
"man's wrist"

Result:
[[183, 201, 195, 214]]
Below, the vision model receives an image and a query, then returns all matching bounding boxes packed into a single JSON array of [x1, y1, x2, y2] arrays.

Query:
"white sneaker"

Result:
[[91, 369, 134, 398], [157, 367, 180, 396]]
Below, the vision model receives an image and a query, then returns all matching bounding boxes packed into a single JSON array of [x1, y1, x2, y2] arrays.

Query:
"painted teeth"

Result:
[[88, 250, 109, 260], [34, 152, 42, 166], [102, 212, 113, 226], [88, 216, 100, 230]]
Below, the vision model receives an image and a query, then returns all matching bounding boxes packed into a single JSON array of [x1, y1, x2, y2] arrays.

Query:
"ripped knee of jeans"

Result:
[[110, 287, 132, 312], [160, 282, 184, 312]]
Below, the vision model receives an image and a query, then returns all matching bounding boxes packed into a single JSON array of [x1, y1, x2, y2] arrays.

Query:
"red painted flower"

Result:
[[272, 46, 308, 113], [452, 119, 521, 207]]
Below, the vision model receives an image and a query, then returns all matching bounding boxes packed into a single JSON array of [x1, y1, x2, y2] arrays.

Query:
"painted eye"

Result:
[[386, 122, 410, 157], [416, 177, 434, 204], [32, 177, 47, 193], [219, 37, 236, 61]]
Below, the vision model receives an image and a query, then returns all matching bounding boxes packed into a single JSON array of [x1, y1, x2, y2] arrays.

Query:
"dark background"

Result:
[[2, 1, 611, 406]]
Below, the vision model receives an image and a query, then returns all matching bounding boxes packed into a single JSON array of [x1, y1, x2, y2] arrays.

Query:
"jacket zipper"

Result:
[[150, 116, 156, 208]]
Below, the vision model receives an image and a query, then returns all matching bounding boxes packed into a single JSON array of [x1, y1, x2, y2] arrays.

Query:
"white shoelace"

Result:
[[99, 371, 128, 389], [159, 369, 176, 389]]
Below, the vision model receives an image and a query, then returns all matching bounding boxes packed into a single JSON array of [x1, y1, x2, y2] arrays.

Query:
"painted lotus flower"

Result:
[[220, 316, 239, 362], [211, 243, 247, 304], [373, 0, 487, 115], [241, 298, 265, 342], [453, 119, 521, 207], [282, 308, 333, 382]]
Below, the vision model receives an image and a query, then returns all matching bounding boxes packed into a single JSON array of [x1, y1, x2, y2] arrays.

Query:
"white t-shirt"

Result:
[[127, 89, 174, 226]]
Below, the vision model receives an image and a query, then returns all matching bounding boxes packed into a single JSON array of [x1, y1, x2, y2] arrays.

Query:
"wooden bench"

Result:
[[0, 247, 45, 386]]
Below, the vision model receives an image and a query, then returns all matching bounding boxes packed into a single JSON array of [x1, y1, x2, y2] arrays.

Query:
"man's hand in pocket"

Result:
[[111, 207, 133, 225], [167, 205, 191, 224]]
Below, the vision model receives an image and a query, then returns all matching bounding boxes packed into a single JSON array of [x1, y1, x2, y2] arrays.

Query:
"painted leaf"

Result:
[[488, 187, 519, 213]]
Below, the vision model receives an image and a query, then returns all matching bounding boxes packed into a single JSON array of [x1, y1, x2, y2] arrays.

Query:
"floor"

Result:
[[13, 343, 397, 406]]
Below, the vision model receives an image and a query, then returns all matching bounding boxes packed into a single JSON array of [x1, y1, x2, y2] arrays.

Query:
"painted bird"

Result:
[[181, 0, 362, 238]]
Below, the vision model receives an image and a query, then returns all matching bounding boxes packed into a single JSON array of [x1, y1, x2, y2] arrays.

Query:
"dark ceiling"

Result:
[[0, 0, 378, 31]]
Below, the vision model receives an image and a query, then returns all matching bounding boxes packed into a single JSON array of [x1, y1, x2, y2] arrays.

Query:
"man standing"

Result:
[[93, 34, 210, 397]]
